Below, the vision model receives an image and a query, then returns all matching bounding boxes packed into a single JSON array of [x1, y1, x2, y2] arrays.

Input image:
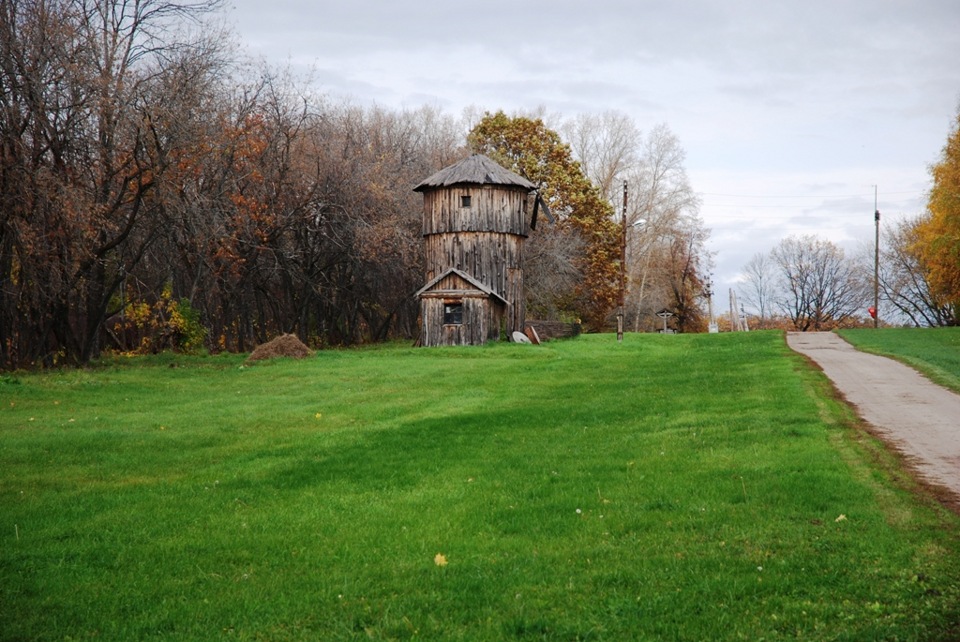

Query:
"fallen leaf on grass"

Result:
[[434, 553, 448, 567]]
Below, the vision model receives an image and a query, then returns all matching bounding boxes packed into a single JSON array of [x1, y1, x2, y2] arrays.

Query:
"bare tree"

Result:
[[0, 0, 226, 366], [876, 214, 956, 326], [631, 125, 700, 226], [771, 235, 868, 331], [665, 221, 710, 332], [561, 118, 709, 330], [626, 125, 705, 330], [739, 252, 774, 319], [524, 223, 584, 320], [562, 110, 641, 201]]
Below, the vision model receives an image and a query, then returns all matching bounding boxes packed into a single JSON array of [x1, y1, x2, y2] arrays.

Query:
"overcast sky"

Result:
[[226, 0, 959, 300]]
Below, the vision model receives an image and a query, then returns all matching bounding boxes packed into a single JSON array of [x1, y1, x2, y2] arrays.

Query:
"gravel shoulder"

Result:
[[786, 331, 960, 509]]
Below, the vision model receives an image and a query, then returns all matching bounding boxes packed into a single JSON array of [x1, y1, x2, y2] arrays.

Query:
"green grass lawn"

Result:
[[2, 332, 959, 641], [839, 327, 960, 394]]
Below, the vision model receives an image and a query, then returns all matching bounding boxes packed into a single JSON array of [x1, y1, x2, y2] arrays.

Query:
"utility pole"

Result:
[[617, 181, 627, 342], [874, 186, 880, 328]]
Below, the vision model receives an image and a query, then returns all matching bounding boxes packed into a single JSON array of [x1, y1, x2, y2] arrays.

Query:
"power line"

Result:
[[703, 204, 869, 211], [702, 210, 917, 221], [697, 189, 924, 199]]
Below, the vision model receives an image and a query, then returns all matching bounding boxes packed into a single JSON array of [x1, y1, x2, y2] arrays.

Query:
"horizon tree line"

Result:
[[0, 0, 712, 368], [737, 105, 960, 331]]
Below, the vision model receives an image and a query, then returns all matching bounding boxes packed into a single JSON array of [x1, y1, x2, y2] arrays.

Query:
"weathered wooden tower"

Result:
[[413, 154, 536, 346]]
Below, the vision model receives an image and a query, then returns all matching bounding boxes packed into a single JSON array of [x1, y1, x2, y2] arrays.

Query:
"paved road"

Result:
[[786, 332, 960, 505]]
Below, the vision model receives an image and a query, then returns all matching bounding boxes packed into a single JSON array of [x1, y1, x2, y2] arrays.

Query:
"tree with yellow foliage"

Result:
[[468, 111, 621, 330], [914, 108, 960, 324]]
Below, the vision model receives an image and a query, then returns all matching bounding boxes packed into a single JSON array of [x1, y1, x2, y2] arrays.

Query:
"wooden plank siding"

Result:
[[423, 232, 520, 296], [415, 156, 534, 346], [421, 186, 529, 237], [430, 272, 484, 294], [422, 232, 524, 337], [421, 186, 529, 340], [420, 293, 504, 346]]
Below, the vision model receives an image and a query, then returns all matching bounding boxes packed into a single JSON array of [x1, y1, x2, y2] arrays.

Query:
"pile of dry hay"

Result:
[[246, 333, 313, 362]]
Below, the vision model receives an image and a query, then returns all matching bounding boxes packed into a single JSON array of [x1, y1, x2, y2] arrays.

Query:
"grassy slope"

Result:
[[838, 327, 960, 394], [2, 332, 959, 641]]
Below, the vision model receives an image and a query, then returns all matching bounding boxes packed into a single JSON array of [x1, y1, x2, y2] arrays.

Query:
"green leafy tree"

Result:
[[468, 111, 621, 330]]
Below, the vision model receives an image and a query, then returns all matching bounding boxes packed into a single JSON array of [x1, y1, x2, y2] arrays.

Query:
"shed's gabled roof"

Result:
[[414, 267, 509, 305], [413, 154, 536, 192]]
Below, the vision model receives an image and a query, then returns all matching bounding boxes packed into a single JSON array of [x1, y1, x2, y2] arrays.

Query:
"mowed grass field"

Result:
[[2, 331, 959, 641]]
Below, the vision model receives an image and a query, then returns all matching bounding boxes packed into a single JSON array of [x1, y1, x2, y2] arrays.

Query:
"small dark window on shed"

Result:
[[443, 301, 463, 325], [460, 195, 471, 208]]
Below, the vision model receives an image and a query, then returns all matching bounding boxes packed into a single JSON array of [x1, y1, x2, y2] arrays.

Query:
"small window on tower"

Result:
[[443, 301, 463, 325], [460, 195, 471, 208]]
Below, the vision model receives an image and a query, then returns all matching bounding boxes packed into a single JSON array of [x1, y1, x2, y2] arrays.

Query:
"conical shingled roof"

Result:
[[413, 153, 536, 192]]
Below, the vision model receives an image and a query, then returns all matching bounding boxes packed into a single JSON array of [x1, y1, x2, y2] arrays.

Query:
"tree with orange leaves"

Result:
[[913, 109, 960, 324], [468, 111, 621, 330]]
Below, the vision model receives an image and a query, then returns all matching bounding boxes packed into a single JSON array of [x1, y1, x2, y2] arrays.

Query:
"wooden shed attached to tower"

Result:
[[414, 154, 537, 346]]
